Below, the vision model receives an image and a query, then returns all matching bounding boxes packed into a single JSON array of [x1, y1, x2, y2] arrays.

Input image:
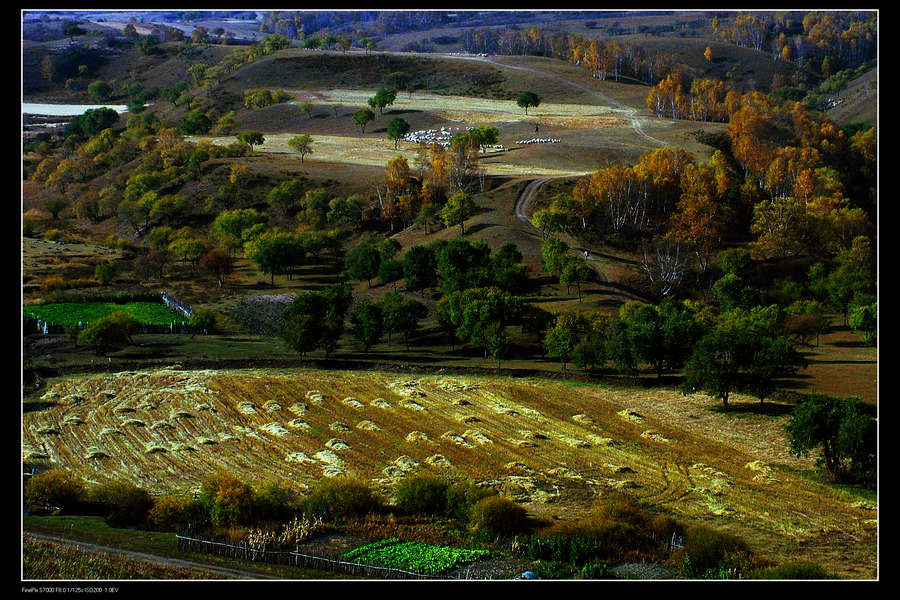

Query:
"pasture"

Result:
[[23, 368, 876, 578]]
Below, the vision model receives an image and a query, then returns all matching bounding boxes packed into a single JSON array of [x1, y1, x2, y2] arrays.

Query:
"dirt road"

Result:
[[512, 175, 650, 304], [23, 532, 280, 580]]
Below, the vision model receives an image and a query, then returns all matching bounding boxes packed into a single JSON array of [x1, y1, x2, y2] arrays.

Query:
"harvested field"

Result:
[[191, 132, 590, 178], [23, 368, 876, 578]]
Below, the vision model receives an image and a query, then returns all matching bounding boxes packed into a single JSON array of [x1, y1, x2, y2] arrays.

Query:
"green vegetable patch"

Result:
[[24, 302, 187, 327], [342, 538, 490, 575]]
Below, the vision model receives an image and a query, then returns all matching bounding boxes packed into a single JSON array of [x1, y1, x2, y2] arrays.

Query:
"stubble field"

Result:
[[23, 368, 877, 578]]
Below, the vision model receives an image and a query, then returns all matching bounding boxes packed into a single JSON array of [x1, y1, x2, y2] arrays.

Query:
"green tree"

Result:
[[544, 312, 582, 371], [378, 259, 404, 290], [541, 236, 570, 278], [243, 229, 295, 285], [179, 109, 212, 135], [359, 37, 374, 54], [212, 208, 267, 255], [436, 238, 492, 294], [681, 306, 803, 410], [441, 191, 477, 235], [516, 91, 541, 115], [346, 241, 382, 287], [491, 242, 529, 294], [87, 80, 113, 102], [615, 301, 706, 379], [267, 179, 305, 219], [380, 292, 428, 350], [387, 118, 410, 149], [786, 394, 876, 485], [468, 125, 499, 153], [288, 134, 313, 163], [237, 130, 265, 153], [848, 301, 877, 346], [280, 285, 350, 361], [368, 87, 397, 114], [280, 311, 322, 364], [402, 245, 438, 294], [352, 108, 375, 134], [447, 287, 522, 358], [349, 299, 384, 353], [559, 257, 593, 301]]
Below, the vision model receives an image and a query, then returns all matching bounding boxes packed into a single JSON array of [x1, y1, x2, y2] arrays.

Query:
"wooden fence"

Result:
[[176, 534, 465, 580]]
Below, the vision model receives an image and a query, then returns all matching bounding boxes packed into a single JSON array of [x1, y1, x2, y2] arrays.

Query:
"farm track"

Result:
[[512, 175, 651, 304], [23, 532, 276, 580]]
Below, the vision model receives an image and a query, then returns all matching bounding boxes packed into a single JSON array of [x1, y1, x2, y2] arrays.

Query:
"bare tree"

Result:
[[642, 237, 686, 299]]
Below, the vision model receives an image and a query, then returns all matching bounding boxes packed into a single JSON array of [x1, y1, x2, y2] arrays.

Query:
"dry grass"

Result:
[[23, 368, 876, 578]]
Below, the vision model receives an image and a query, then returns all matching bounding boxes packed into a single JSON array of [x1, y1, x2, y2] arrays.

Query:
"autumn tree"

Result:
[[668, 161, 730, 276], [200, 249, 234, 287]]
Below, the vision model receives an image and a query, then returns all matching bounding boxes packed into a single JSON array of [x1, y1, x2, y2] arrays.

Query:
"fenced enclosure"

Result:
[[175, 534, 472, 580]]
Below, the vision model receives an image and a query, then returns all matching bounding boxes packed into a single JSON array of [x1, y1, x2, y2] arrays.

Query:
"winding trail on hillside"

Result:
[[513, 175, 650, 304]]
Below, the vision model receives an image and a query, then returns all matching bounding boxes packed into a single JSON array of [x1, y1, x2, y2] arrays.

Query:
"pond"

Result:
[[22, 103, 130, 116]]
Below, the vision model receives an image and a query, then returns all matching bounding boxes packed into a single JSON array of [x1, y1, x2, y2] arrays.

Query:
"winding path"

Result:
[[24, 532, 280, 580], [512, 176, 650, 304]]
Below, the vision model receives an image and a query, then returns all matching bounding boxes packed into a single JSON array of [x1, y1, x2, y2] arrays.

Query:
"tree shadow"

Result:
[[463, 222, 499, 236], [710, 401, 796, 416]]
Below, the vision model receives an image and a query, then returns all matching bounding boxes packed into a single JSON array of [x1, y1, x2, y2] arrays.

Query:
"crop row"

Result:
[[342, 538, 490, 575]]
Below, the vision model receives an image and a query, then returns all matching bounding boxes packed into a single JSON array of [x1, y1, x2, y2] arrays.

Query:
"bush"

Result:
[[681, 524, 750, 577], [575, 561, 609, 579], [302, 476, 382, 521], [469, 495, 528, 537], [188, 308, 218, 334], [199, 473, 257, 527], [40, 275, 68, 294], [78, 311, 141, 351], [444, 480, 495, 521], [395, 474, 448, 516], [255, 482, 300, 523], [147, 494, 193, 531], [90, 480, 153, 528], [25, 470, 85, 515], [749, 560, 834, 580], [94, 262, 117, 285]]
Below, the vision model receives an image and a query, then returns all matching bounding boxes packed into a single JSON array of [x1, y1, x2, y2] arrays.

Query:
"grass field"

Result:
[[23, 367, 877, 578]]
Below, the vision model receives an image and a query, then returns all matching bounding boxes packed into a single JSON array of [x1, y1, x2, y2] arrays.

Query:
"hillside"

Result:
[[23, 368, 876, 578]]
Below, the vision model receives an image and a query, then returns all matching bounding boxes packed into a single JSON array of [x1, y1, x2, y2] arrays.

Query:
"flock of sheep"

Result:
[[402, 127, 561, 151]]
